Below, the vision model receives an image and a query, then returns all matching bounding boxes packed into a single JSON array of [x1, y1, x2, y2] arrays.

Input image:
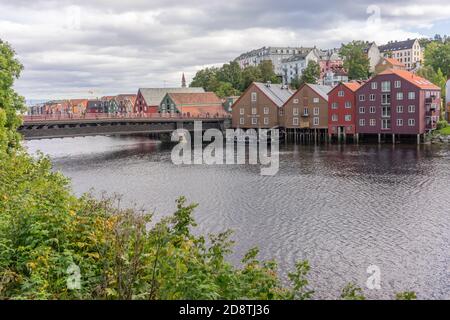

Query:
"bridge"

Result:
[[19, 114, 231, 140]]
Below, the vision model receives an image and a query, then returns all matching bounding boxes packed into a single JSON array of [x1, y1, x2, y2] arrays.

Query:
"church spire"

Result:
[[181, 73, 186, 88]]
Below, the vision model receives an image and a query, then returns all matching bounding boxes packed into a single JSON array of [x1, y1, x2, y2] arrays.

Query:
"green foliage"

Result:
[[191, 60, 280, 97], [437, 120, 448, 130], [300, 61, 320, 85], [424, 41, 450, 78], [0, 40, 26, 151], [395, 291, 417, 300], [340, 283, 366, 300], [339, 41, 371, 80]]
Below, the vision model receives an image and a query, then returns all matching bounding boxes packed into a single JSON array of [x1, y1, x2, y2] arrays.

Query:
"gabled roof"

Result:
[[378, 69, 440, 90], [253, 82, 294, 107], [167, 92, 222, 106], [342, 82, 362, 92], [307, 84, 334, 101], [138, 87, 205, 106], [381, 57, 405, 67], [379, 39, 417, 52]]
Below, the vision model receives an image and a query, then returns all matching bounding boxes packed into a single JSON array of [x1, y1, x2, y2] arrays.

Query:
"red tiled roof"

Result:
[[168, 92, 222, 105], [379, 69, 441, 90], [384, 57, 405, 67], [342, 82, 362, 92]]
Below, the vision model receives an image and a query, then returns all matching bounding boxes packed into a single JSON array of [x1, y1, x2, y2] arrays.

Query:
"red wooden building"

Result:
[[328, 82, 363, 140]]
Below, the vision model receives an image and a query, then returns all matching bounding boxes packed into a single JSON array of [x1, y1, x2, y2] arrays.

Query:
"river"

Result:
[[24, 136, 450, 299]]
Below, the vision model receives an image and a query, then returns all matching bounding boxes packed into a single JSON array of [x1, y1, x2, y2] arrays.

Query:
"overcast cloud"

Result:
[[1, 0, 450, 99]]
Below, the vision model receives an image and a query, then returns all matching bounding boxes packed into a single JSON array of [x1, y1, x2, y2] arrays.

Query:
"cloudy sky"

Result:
[[1, 0, 450, 100]]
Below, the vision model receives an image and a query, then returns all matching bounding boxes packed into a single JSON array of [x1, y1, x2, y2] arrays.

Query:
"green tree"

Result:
[[217, 61, 242, 89], [215, 81, 240, 98], [290, 77, 302, 90], [240, 65, 262, 91], [190, 67, 220, 92], [300, 60, 320, 84], [259, 60, 280, 84], [339, 41, 371, 80], [0, 40, 26, 151], [424, 41, 450, 77]]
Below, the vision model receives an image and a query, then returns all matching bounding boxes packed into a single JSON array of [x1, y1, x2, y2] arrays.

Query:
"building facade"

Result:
[[231, 82, 293, 129], [375, 57, 406, 74], [356, 69, 441, 140], [235, 47, 315, 75], [134, 87, 205, 114], [322, 68, 348, 87], [378, 39, 423, 71], [159, 92, 227, 118], [281, 49, 321, 84], [328, 82, 362, 138], [280, 83, 332, 132], [319, 49, 344, 81], [363, 42, 382, 73]]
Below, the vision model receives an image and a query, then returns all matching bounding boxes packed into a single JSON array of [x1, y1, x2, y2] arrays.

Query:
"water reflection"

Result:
[[24, 136, 450, 299]]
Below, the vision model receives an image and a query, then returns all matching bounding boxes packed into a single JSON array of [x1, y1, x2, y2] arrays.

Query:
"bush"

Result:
[[437, 120, 448, 130]]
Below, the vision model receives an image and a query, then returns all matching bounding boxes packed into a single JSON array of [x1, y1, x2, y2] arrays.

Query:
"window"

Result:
[[239, 118, 244, 125], [240, 108, 244, 115], [396, 92, 403, 100], [397, 119, 403, 126], [370, 106, 376, 113], [303, 108, 309, 116], [394, 80, 401, 88], [371, 82, 378, 90], [397, 105, 404, 113], [331, 102, 338, 109], [359, 119, 365, 126], [370, 119, 376, 126], [338, 90, 344, 97], [313, 107, 320, 115], [345, 115, 352, 122], [293, 108, 299, 116], [279, 109, 284, 116], [381, 94, 391, 105], [251, 92, 257, 102], [369, 94, 375, 101], [293, 98, 299, 104], [263, 107, 269, 115], [408, 105, 415, 113], [345, 101, 351, 108], [382, 106, 391, 117], [293, 117, 299, 125], [381, 119, 391, 129], [313, 117, 319, 126], [359, 106, 365, 114], [408, 119, 415, 126], [332, 114, 338, 121], [264, 117, 269, 125], [381, 81, 391, 92], [251, 118, 257, 125], [313, 98, 319, 103], [251, 107, 257, 115], [359, 95, 365, 101], [408, 92, 415, 100]]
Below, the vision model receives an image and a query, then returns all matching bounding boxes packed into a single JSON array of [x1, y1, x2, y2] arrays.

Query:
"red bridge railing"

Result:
[[22, 113, 231, 122]]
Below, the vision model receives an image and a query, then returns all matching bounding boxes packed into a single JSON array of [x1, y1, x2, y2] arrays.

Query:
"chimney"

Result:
[[266, 81, 271, 87]]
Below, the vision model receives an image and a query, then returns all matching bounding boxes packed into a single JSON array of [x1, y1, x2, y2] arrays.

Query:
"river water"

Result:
[[25, 136, 449, 299]]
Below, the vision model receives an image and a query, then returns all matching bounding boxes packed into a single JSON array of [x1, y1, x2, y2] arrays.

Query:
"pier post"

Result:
[[378, 133, 381, 144], [392, 134, 395, 144]]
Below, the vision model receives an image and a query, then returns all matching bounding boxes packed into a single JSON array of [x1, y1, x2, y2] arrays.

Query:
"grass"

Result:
[[438, 126, 450, 135]]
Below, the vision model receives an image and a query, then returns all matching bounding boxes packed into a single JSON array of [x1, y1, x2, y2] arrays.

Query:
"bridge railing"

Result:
[[22, 113, 231, 122]]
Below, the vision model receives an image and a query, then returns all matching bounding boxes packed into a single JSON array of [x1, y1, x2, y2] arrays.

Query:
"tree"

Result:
[[424, 41, 450, 78], [0, 40, 26, 151], [258, 60, 280, 84], [290, 77, 302, 90], [215, 81, 240, 98], [240, 65, 262, 91], [300, 60, 320, 84], [339, 41, 371, 80], [190, 67, 220, 92], [217, 61, 242, 89]]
